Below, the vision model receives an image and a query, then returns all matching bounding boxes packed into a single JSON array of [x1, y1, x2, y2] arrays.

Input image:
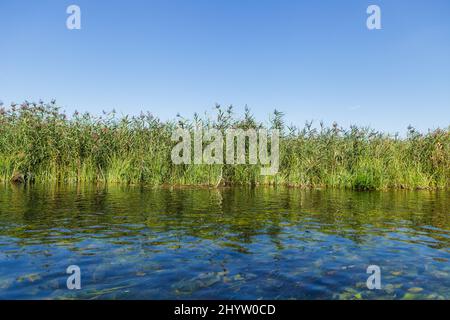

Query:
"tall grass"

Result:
[[0, 101, 448, 190]]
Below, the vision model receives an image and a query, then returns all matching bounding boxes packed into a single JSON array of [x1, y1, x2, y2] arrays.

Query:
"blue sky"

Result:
[[1, 0, 449, 133]]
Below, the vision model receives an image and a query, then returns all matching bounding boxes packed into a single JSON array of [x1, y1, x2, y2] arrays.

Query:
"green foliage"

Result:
[[0, 101, 448, 190]]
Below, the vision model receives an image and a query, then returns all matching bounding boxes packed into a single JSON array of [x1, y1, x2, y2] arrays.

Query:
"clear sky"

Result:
[[1, 0, 449, 133]]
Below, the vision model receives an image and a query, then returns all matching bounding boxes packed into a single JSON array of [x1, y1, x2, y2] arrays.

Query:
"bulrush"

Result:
[[0, 101, 448, 189]]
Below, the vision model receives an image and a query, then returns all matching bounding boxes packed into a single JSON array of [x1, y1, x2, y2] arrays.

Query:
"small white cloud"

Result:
[[348, 105, 362, 111]]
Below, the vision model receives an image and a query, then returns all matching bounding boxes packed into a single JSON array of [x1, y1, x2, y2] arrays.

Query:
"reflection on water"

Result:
[[0, 184, 448, 299]]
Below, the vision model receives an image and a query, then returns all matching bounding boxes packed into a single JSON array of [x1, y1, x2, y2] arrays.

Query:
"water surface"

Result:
[[0, 185, 448, 299]]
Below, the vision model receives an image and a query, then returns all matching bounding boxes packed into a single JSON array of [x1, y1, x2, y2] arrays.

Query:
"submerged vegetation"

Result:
[[0, 100, 448, 190]]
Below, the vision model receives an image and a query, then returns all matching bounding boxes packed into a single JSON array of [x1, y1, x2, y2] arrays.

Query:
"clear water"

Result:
[[0, 184, 448, 299]]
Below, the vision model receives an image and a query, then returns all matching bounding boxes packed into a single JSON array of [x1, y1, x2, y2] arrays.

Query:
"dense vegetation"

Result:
[[0, 101, 448, 190]]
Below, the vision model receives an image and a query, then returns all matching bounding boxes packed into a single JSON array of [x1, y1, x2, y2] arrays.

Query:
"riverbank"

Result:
[[1, 101, 448, 190]]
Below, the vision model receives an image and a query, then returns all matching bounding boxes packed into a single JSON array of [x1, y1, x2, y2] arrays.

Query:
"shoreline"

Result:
[[2, 180, 448, 192]]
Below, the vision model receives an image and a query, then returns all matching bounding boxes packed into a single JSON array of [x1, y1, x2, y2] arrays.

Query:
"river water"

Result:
[[0, 185, 448, 299]]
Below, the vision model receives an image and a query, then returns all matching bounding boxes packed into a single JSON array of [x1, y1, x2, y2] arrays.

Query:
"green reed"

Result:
[[0, 101, 448, 190]]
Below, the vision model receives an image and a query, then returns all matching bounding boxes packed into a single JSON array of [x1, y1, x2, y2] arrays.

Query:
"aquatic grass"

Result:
[[0, 101, 448, 190]]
